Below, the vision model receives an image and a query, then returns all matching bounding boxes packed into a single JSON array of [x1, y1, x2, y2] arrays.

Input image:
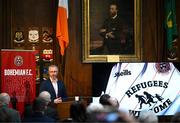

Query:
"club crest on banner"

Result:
[[14, 56, 23, 66], [1, 50, 36, 115], [155, 63, 171, 73]]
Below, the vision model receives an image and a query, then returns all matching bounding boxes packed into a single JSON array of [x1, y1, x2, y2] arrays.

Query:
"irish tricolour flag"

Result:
[[56, 0, 69, 56]]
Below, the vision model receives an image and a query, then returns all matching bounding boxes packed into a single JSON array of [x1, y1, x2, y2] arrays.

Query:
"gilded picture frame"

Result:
[[82, 0, 142, 63]]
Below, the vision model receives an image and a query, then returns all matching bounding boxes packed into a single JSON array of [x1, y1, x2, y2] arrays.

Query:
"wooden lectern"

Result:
[[56, 101, 74, 120], [56, 97, 91, 121]]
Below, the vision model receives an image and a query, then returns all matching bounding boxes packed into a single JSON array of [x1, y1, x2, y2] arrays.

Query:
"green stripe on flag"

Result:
[[165, 0, 178, 50]]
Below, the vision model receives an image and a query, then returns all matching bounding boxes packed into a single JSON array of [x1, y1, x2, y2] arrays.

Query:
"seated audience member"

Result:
[[99, 94, 119, 109], [38, 91, 51, 103], [99, 94, 111, 106], [0, 107, 12, 122], [108, 97, 119, 109], [23, 104, 33, 118], [86, 103, 110, 121], [118, 110, 138, 123], [86, 105, 129, 122], [23, 91, 59, 121], [70, 101, 87, 122], [0, 93, 21, 122], [138, 110, 158, 123], [171, 112, 180, 123], [86, 103, 104, 113], [23, 97, 55, 122], [38, 91, 60, 121]]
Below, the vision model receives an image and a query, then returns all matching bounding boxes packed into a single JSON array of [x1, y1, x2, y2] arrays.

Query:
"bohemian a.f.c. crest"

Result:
[[14, 56, 23, 66], [155, 63, 171, 73]]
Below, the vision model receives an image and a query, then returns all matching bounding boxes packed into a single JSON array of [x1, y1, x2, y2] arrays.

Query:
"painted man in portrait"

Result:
[[98, 3, 133, 55]]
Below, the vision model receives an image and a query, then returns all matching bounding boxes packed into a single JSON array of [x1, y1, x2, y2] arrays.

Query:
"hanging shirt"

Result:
[[105, 63, 180, 116]]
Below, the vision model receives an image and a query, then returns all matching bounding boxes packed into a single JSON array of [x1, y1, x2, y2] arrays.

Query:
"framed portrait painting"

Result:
[[82, 0, 142, 63]]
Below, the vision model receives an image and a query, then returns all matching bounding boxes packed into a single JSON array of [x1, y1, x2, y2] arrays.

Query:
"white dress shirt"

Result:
[[50, 78, 58, 98]]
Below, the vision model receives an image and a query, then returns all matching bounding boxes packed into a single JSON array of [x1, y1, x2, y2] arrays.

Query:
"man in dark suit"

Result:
[[0, 93, 21, 122], [39, 65, 67, 104], [99, 3, 133, 54]]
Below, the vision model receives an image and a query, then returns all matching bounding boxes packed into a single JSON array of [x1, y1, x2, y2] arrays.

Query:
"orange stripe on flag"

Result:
[[56, 0, 69, 56]]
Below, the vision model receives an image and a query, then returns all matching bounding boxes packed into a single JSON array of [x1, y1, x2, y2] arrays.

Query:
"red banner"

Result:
[[1, 50, 36, 115]]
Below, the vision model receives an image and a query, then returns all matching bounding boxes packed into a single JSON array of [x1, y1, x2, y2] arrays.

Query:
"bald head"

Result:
[[0, 93, 10, 105], [38, 91, 51, 104]]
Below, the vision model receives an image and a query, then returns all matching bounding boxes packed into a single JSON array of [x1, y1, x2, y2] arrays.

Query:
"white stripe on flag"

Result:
[[58, 0, 68, 18]]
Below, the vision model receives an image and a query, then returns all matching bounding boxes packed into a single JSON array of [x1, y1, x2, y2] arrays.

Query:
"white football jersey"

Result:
[[105, 63, 180, 116]]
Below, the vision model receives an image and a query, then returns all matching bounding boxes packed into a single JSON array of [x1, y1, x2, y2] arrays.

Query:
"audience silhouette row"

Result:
[[0, 93, 179, 122]]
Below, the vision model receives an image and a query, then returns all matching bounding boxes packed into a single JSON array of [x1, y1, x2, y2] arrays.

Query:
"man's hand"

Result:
[[54, 97, 62, 104], [106, 32, 115, 39]]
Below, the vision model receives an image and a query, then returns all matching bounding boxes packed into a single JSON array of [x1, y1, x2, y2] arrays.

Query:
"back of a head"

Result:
[[70, 101, 86, 122], [87, 108, 124, 122], [86, 103, 104, 113], [108, 97, 119, 109], [99, 94, 111, 106], [32, 97, 47, 112], [171, 112, 180, 123], [0, 93, 10, 105], [38, 91, 51, 104], [138, 110, 158, 123]]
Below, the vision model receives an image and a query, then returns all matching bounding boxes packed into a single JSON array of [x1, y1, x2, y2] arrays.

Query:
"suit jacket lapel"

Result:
[[57, 81, 61, 97], [48, 79, 57, 98]]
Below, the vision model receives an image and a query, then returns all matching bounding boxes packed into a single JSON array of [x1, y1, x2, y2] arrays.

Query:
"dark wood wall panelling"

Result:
[[142, 0, 165, 61], [63, 0, 92, 97], [10, 0, 57, 50], [0, 0, 12, 89], [0, 0, 12, 49]]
